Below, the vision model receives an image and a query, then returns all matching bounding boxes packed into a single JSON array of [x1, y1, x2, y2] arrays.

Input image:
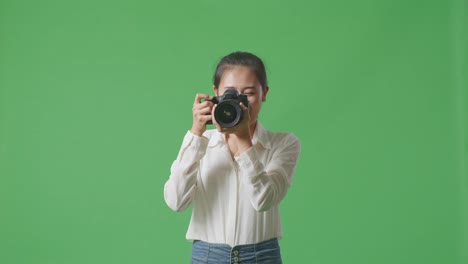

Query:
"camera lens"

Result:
[[219, 104, 237, 123], [214, 101, 242, 128]]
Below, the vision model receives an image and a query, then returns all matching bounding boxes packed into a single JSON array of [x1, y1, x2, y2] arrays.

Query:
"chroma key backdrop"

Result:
[[1, 0, 467, 263]]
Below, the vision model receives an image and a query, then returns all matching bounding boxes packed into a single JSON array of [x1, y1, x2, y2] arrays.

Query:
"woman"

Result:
[[164, 51, 301, 264]]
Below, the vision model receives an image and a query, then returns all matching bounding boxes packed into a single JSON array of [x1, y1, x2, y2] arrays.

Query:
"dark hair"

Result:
[[213, 51, 268, 91]]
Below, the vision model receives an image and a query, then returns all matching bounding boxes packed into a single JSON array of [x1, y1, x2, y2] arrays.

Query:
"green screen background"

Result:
[[1, 0, 467, 263]]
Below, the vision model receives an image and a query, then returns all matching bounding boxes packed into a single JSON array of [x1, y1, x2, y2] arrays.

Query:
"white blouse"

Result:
[[164, 122, 301, 247]]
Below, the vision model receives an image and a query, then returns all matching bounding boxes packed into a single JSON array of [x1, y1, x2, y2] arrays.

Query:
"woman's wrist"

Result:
[[190, 126, 205, 137], [233, 134, 253, 153]]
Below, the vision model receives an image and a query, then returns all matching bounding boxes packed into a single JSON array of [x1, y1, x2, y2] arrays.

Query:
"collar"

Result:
[[207, 121, 272, 149]]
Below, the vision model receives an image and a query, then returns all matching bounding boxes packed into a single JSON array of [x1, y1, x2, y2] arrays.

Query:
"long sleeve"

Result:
[[235, 133, 301, 212], [164, 131, 209, 212], [170, 123, 300, 246]]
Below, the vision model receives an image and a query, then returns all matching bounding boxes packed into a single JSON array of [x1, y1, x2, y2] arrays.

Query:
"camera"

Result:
[[207, 89, 249, 128]]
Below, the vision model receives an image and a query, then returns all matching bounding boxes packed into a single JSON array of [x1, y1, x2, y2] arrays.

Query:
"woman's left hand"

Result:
[[211, 102, 250, 139]]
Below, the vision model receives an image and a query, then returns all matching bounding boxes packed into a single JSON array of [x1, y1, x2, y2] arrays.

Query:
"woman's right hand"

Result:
[[190, 93, 214, 137]]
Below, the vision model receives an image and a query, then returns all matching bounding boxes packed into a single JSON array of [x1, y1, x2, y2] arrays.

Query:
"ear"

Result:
[[212, 85, 218, 96], [262, 86, 269, 102]]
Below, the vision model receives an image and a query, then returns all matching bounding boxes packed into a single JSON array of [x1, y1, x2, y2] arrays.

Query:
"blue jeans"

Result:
[[190, 238, 282, 264]]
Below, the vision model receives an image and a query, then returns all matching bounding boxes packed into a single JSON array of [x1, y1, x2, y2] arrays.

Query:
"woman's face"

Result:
[[213, 66, 269, 127]]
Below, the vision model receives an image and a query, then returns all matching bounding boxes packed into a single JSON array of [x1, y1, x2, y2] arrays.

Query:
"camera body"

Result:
[[207, 89, 249, 128]]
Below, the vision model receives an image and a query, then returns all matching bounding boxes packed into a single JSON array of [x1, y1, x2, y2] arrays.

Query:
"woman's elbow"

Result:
[[250, 194, 275, 212], [253, 203, 272, 212], [164, 193, 190, 212], [164, 186, 190, 212], [250, 184, 286, 212]]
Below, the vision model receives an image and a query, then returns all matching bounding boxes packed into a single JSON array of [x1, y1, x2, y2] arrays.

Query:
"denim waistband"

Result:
[[195, 238, 278, 249], [191, 238, 282, 264]]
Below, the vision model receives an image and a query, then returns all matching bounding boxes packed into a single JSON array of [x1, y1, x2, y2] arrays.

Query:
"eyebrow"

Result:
[[224, 86, 256, 91]]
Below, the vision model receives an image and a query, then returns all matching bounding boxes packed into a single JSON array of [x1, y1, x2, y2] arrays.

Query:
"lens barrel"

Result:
[[213, 100, 242, 128]]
